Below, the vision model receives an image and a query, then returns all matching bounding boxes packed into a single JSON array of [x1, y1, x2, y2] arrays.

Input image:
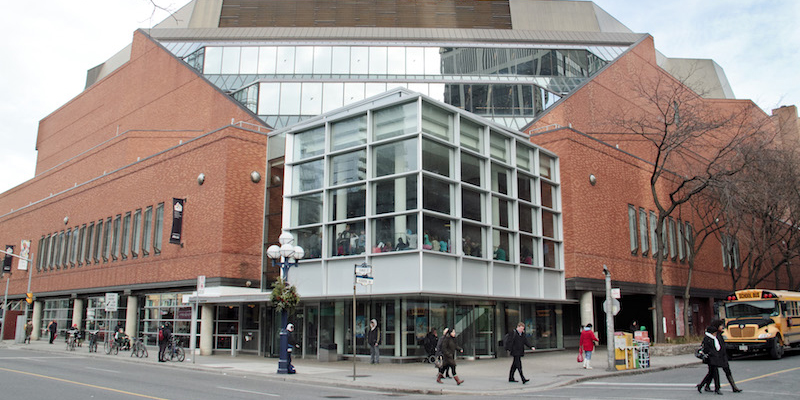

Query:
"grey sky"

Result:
[[0, 0, 797, 194]]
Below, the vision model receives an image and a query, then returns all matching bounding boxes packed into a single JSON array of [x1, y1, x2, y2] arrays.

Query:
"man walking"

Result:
[[47, 320, 57, 344], [507, 322, 534, 384], [367, 319, 381, 364]]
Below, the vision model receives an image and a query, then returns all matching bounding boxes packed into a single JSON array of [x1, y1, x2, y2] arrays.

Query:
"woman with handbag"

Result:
[[579, 323, 599, 369], [436, 328, 464, 385], [696, 325, 725, 395]]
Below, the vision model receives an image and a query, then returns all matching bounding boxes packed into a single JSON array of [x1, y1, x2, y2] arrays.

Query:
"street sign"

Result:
[[603, 298, 621, 316], [611, 288, 621, 299], [104, 292, 119, 312], [356, 276, 374, 286], [355, 264, 372, 277], [197, 275, 206, 295]]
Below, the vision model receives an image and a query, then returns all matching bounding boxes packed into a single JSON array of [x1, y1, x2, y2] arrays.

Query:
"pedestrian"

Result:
[[696, 325, 724, 395], [436, 328, 464, 385], [435, 327, 452, 378], [286, 323, 297, 373], [423, 328, 438, 360], [579, 323, 599, 369], [24, 321, 33, 344], [507, 322, 534, 383], [629, 320, 639, 333], [367, 319, 380, 364], [157, 322, 172, 362], [47, 320, 57, 344], [703, 319, 742, 393]]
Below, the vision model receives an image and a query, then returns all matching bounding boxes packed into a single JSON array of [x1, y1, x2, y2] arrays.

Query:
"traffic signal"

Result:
[[26, 293, 33, 304], [2, 245, 12, 273]]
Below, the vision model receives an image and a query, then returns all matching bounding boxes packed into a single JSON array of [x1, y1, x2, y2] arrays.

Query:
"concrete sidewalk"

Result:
[[3, 339, 700, 395]]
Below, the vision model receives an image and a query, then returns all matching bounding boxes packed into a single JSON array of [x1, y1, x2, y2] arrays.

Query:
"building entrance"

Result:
[[455, 304, 495, 358]]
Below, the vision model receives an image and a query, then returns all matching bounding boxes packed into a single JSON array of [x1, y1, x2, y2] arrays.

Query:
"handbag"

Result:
[[577, 349, 584, 363], [695, 344, 708, 361], [434, 356, 443, 369]]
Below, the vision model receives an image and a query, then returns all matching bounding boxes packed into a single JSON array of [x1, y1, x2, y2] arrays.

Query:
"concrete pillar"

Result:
[[31, 301, 43, 341], [580, 291, 594, 330], [71, 298, 84, 329], [125, 296, 138, 336], [199, 304, 214, 355]]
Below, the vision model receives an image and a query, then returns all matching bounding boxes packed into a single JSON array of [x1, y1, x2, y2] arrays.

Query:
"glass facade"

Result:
[[141, 292, 198, 347], [164, 43, 626, 130]]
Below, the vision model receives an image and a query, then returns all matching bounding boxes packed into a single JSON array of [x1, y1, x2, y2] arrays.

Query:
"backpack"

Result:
[[158, 328, 164, 341], [503, 331, 513, 351]]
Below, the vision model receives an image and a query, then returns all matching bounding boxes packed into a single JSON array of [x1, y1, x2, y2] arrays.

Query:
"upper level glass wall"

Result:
[[283, 94, 561, 270]]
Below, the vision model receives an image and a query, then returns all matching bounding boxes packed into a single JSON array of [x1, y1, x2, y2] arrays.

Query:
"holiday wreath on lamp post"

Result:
[[270, 278, 300, 312]]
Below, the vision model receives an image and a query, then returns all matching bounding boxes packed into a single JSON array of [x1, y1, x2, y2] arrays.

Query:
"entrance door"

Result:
[[454, 304, 495, 358], [304, 306, 319, 357], [241, 304, 260, 353]]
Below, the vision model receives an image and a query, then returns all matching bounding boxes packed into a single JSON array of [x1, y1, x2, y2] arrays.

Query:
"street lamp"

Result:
[[266, 231, 304, 374]]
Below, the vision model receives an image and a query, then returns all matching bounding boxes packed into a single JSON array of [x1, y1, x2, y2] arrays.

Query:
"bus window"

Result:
[[725, 300, 778, 319]]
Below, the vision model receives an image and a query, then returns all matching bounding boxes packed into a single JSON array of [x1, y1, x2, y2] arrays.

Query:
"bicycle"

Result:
[[104, 336, 120, 355], [166, 336, 185, 362], [130, 336, 149, 358], [66, 331, 77, 351], [87, 330, 99, 353]]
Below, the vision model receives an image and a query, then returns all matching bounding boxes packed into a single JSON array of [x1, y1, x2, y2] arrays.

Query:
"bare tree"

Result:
[[611, 69, 773, 342]]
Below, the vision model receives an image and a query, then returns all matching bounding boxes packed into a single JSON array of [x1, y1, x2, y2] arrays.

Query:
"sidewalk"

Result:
[[3, 339, 700, 395]]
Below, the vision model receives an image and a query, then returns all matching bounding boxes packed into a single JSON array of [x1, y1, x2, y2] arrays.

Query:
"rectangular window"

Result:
[[63, 228, 72, 266], [112, 215, 121, 261], [154, 203, 164, 255], [668, 217, 677, 260], [460, 118, 483, 153], [132, 209, 142, 258], [676, 219, 685, 261], [142, 206, 153, 257], [95, 219, 104, 263], [638, 208, 648, 256], [85, 222, 94, 264], [78, 225, 87, 265], [721, 235, 729, 270], [71, 227, 80, 266], [37, 236, 45, 271], [103, 217, 112, 262], [649, 211, 658, 258], [331, 115, 367, 151], [628, 205, 638, 254], [684, 222, 693, 260], [121, 212, 131, 260]]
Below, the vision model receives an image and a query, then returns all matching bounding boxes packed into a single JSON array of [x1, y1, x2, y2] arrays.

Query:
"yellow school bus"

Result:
[[721, 289, 800, 359]]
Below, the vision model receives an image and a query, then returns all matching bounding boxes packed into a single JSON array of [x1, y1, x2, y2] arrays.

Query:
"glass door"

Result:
[[304, 305, 319, 357], [454, 304, 495, 358], [241, 303, 260, 353]]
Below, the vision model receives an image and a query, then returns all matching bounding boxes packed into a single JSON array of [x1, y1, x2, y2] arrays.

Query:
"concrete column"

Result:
[[199, 304, 214, 355], [580, 291, 594, 329], [71, 298, 85, 329], [31, 301, 43, 341], [125, 296, 138, 336]]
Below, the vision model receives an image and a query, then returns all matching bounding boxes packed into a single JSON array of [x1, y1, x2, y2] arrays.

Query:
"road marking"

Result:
[[580, 382, 696, 387], [0, 366, 168, 400], [85, 366, 120, 373], [218, 386, 279, 397], [737, 366, 800, 383]]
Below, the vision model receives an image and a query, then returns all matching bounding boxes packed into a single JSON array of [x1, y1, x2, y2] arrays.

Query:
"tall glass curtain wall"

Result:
[[280, 299, 561, 359], [287, 97, 561, 271], [166, 43, 626, 129]]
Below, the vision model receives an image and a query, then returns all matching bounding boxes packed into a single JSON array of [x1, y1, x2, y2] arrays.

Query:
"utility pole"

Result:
[[603, 265, 615, 372]]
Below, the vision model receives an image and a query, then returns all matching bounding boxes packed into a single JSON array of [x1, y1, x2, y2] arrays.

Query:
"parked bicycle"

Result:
[[104, 336, 120, 355], [66, 331, 78, 351], [87, 330, 99, 353], [166, 336, 185, 362], [130, 336, 149, 358]]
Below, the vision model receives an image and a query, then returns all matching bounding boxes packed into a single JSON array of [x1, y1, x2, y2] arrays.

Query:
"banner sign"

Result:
[[18, 240, 31, 271], [170, 198, 185, 244], [2, 245, 13, 273]]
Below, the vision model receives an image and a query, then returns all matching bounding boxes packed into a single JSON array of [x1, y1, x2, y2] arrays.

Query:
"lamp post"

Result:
[[266, 231, 304, 374]]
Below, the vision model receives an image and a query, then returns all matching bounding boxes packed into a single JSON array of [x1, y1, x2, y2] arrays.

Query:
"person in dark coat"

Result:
[[47, 320, 57, 344], [157, 322, 172, 362], [436, 328, 464, 385], [697, 325, 725, 394], [367, 319, 380, 364], [435, 327, 452, 378], [703, 319, 742, 393], [508, 322, 535, 383]]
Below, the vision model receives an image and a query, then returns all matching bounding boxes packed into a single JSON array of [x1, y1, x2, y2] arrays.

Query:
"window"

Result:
[[330, 150, 366, 186], [295, 126, 325, 161], [112, 214, 122, 261], [132, 209, 142, 258], [78, 225, 86, 265], [375, 175, 417, 215], [684, 222, 693, 260], [329, 185, 366, 221], [63, 228, 72, 267], [518, 174, 533, 202], [373, 102, 417, 142], [103, 217, 112, 262], [373, 214, 417, 252], [121, 212, 131, 260], [84, 222, 94, 265], [489, 131, 508, 161], [421, 102, 453, 141], [462, 188, 483, 222], [638, 208, 648, 256], [460, 118, 483, 152], [541, 181, 556, 209], [331, 115, 367, 151], [542, 210, 558, 239], [492, 196, 510, 228], [331, 221, 365, 256], [668, 217, 677, 260], [539, 154, 553, 180], [628, 205, 638, 254], [649, 211, 658, 258], [422, 176, 451, 215], [676, 219, 684, 261], [519, 204, 535, 233], [462, 223, 484, 257], [460, 152, 482, 187], [491, 163, 510, 195], [154, 203, 164, 255], [142, 206, 153, 257], [292, 193, 323, 226], [95, 219, 104, 263], [71, 227, 80, 266], [374, 139, 417, 177], [424, 215, 453, 253], [422, 138, 452, 178], [721, 234, 740, 270], [295, 160, 324, 192], [517, 145, 531, 172], [492, 228, 512, 261], [37, 236, 45, 271], [293, 226, 322, 259]]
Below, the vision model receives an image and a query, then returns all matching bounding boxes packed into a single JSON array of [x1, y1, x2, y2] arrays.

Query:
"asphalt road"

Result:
[[2, 347, 798, 399]]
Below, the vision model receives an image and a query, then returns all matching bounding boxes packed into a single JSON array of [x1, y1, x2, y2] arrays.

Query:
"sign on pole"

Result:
[[197, 275, 206, 295], [603, 298, 621, 316], [104, 293, 119, 312], [355, 263, 373, 286], [611, 288, 621, 299]]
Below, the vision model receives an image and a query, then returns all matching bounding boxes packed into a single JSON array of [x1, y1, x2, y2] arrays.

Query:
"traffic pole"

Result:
[[603, 265, 615, 371]]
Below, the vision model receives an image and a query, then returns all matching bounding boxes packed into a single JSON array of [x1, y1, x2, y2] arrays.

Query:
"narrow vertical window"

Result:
[[121, 212, 131, 260], [142, 206, 153, 257], [649, 211, 657, 258], [63, 228, 72, 266], [721, 235, 729, 269], [78, 225, 87, 265], [638, 208, 648, 256], [71, 227, 80, 266], [85, 222, 94, 264], [103, 217, 112, 262], [684, 222, 693, 260], [132, 209, 142, 258], [628, 205, 638, 254], [154, 203, 164, 255], [112, 214, 121, 261], [95, 220, 104, 263], [37, 236, 45, 271], [668, 217, 677, 260], [676, 219, 684, 261]]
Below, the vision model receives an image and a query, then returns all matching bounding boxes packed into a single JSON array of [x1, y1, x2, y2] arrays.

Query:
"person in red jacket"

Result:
[[579, 323, 600, 369]]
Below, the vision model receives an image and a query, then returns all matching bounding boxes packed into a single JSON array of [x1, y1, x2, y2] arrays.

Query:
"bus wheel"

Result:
[[769, 337, 784, 360]]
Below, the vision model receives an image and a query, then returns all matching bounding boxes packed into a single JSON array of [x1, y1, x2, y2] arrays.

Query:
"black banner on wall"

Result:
[[170, 198, 185, 245]]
